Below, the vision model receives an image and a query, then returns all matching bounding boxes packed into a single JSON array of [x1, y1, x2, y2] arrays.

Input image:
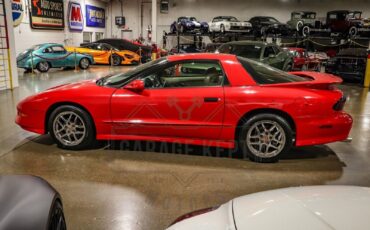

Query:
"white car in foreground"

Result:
[[209, 16, 252, 33], [167, 186, 370, 230]]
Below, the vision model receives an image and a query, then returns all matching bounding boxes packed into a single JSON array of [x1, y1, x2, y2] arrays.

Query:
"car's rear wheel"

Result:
[[48, 200, 66, 230], [239, 114, 293, 163], [49, 105, 95, 150], [79, 58, 90, 70], [36, 61, 50, 73], [111, 54, 122, 66]]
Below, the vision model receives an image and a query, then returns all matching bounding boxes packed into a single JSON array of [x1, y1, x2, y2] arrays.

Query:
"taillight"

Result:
[[333, 96, 347, 111], [168, 206, 220, 227]]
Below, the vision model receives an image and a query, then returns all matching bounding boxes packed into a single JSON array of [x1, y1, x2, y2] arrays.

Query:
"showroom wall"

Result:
[[107, 0, 370, 47], [14, 0, 107, 55]]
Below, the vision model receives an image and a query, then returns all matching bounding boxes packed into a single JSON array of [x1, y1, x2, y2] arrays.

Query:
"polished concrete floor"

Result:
[[0, 66, 369, 230]]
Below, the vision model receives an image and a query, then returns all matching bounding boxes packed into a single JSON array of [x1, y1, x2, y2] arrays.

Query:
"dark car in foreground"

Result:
[[83, 39, 152, 63], [249, 16, 291, 36], [16, 54, 352, 163], [326, 48, 368, 82], [0, 175, 65, 230], [217, 41, 294, 71]]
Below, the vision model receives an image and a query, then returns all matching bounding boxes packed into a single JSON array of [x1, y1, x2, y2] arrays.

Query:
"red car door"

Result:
[[110, 60, 226, 140]]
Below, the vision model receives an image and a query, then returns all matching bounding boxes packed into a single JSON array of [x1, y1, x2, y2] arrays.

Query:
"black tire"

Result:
[[111, 54, 122, 66], [220, 24, 225, 34], [36, 61, 50, 73], [302, 25, 310, 37], [79, 58, 90, 70], [48, 105, 95, 150], [238, 113, 293, 163], [48, 200, 66, 230], [349, 26, 358, 37]]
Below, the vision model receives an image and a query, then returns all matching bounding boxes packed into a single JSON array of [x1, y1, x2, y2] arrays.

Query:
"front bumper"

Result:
[[296, 111, 353, 146], [15, 106, 45, 134]]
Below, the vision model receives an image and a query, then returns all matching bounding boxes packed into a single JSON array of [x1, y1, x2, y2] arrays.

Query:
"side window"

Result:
[[43, 47, 52, 53], [139, 60, 226, 89], [263, 46, 275, 58], [52, 46, 66, 54]]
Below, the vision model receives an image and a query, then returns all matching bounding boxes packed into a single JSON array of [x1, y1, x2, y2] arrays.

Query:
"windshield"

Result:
[[190, 17, 197, 21], [237, 57, 310, 84], [98, 57, 167, 87], [218, 44, 261, 59], [261, 17, 279, 23], [226, 17, 238, 22]]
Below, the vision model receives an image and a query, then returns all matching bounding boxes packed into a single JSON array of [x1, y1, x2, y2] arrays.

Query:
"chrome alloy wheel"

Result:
[[53, 111, 86, 147], [80, 58, 90, 69], [39, 62, 49, 72], [246, 120, 286, 158]]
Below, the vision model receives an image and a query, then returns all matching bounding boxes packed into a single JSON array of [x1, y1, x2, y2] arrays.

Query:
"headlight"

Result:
[[273, 24, 279, 28], [186, 23, 192, 27]]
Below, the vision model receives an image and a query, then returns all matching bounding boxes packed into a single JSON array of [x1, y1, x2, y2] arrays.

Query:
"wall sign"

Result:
[[68, 2, 83, 31], [86, 5, 105, 28], [12, 0, 24, 27], [30, 0, 65, 30]]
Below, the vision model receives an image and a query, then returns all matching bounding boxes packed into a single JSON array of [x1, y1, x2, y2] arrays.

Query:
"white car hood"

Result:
[[233, 186, 370, 230], [167, 202, 236, 230]]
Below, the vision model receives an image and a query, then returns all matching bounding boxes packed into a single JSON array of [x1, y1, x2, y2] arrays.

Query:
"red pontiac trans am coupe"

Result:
[[16, 54, 352, 163]]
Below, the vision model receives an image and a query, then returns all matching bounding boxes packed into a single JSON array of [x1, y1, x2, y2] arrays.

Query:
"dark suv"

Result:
[[249, 16, 291, 37]]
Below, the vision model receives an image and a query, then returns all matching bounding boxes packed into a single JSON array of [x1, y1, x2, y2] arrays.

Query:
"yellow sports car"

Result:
[[65, 43, 140, 66]]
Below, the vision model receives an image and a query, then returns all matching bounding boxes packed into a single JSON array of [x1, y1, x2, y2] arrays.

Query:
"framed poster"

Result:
[[68, 1, 83, 31], [30, 0, 65, 30], [86, 5, 105, 28]]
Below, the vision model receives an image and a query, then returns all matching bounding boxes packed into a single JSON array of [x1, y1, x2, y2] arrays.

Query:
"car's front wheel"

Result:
[[49, 105, 95, 150], [239, 114, 293, 163], [48, 200, 66, 230]]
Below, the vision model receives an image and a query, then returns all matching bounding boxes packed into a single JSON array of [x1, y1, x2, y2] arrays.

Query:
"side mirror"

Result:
[[124, 79, 145, 92]]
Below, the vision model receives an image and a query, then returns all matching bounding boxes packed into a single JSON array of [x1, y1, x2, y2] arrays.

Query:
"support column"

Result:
[[3, 0, 18, 89], [151, 0, 157, 43]]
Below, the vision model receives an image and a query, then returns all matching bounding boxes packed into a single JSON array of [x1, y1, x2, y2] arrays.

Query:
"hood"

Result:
[[44, 79, 97, 93], [233, 186, 370, 230]]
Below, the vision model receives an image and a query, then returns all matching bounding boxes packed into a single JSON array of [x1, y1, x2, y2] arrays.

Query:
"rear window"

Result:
[[237, 57, 310, 84]]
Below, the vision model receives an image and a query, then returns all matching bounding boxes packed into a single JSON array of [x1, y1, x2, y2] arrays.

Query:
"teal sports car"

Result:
[[17, 43, 95, 73]]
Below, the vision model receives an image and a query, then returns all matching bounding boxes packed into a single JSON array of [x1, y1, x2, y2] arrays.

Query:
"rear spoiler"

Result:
[[262, 71, 343, 89]]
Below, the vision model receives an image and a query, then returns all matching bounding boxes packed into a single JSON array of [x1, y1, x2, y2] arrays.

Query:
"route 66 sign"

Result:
[[12, 0, 24, 27]]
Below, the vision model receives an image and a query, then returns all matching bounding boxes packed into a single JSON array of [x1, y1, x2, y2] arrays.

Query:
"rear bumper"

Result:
[[296, 111, 353, 146]]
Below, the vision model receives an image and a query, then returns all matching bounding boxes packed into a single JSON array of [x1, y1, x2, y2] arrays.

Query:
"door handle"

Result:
[[204, 97, 220, 102]]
